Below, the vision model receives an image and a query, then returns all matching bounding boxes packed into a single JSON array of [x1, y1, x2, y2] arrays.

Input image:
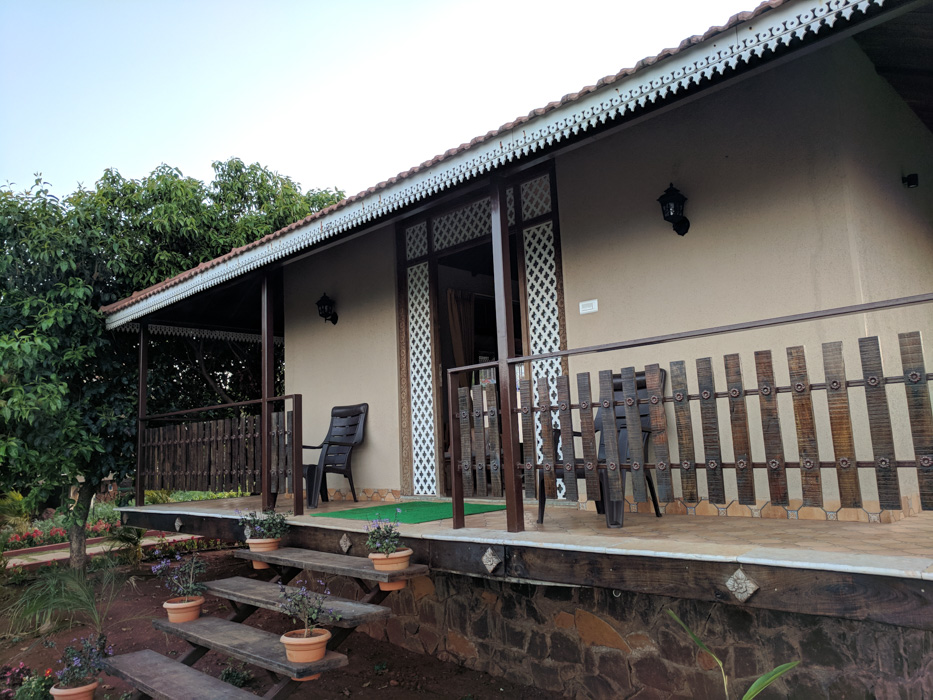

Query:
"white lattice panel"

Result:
[[433, 198, 490, 251], [523, 221, 565, 498], [407, 263, 437, 495], [506, 187, 516, 227], [406, 222, 428, 260], [521, 175, 552, 221]]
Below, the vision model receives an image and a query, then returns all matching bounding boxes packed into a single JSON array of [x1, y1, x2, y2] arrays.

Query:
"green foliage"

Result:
[[105, 525, 146, 569], [219, 662, 253, 688], [666, 609, 799, 699], [5, 557, 134, 636], [13, 668, 55, 700], [236, 509, 290, 540], [0, 161, 343, 568], [0, 491, 31, 534], [53, 633, 112, 689], [278, 579, 341, 635], [365, 510, 402, 555], [144, 489, 173, 505]]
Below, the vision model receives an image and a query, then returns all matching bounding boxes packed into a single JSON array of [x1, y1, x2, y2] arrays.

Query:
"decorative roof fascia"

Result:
[[119, 322, 284, 346], [105, 0, 885, 330]]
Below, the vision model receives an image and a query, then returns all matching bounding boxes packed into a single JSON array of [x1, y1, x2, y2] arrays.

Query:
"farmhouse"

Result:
[[107, 0, 933, 695]]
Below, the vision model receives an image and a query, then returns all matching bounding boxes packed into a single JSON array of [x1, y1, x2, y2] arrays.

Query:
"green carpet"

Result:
[[309, 500, 506, 524]]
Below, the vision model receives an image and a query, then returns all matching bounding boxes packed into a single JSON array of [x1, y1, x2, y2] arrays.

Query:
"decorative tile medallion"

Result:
[[339, 533, 353, 553], [726, 569, 759, 603], [482, 547, 502, 573]]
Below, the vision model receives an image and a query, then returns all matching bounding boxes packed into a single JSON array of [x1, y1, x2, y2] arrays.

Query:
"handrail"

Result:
[[446, 292, 933, 379], [445, 291, 933, 531], [143, 394, 301, 422]]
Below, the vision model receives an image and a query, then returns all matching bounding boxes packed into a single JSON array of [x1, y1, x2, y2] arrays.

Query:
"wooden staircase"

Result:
[[104, 547, 429, 699]]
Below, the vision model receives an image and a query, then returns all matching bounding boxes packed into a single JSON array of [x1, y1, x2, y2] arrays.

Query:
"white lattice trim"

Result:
[[408, 263, 437, 496], [105, 0, 883, 330], [119, 322, 284, 345]]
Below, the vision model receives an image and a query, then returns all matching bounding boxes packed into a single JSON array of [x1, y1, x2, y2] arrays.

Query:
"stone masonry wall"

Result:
[[331, 572, 933, 699]]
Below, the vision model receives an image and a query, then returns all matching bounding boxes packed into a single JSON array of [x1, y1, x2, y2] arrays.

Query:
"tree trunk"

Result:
[[69, 481, 96, 571]]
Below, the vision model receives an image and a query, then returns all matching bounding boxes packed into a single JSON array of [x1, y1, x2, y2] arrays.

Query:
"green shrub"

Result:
[[219, 662, 253, 688]]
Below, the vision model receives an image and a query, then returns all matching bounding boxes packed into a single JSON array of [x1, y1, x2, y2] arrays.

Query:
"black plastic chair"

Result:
[[537, 370, 665, 528], [304, 404, 368, 508]]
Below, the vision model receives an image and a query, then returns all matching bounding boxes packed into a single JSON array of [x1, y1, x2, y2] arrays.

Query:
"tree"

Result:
[[0, 160, 343, 568]]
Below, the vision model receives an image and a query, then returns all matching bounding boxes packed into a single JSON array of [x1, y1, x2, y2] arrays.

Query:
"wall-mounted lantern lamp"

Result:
[[657, 183, 690, 236], [902, 174, 919, 188], [316, 293, 338, 325]]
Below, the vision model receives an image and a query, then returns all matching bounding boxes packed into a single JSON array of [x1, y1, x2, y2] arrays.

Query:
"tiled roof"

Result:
[[101, 0, 792, 319]]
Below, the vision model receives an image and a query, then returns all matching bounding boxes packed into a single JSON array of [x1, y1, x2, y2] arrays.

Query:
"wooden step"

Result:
[[151, 616, 348, 679], [234, 547, 429, 583], [105, 649, 258, 700], [204, 576, 392, 627]]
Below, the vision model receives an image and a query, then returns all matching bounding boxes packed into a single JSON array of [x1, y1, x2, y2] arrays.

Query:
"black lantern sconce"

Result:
[[657, 183, 690, 236], [316, 293, 338, 325], [902, 174, 919, 189]]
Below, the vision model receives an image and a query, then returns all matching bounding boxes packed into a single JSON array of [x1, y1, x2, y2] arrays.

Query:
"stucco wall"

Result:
[[555, 40, 933, 514], [283, 226, 401, 495]]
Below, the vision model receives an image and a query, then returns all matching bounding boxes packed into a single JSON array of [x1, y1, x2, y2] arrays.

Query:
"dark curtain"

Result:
[[447, 289, 475, 388]]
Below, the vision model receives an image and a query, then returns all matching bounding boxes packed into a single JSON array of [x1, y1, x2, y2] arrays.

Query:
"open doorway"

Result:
[[436, 239, 523, 496]]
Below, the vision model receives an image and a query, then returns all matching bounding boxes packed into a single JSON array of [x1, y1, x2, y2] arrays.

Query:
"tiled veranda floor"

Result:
[[125, 495, 933, 581]]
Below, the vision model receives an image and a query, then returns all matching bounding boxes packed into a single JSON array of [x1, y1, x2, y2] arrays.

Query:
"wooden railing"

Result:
[[137, 394, 303, 513], [447, 293, 933, 530]]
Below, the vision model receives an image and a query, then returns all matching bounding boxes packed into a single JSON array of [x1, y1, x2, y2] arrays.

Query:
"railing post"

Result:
[[292, 394, 304, 515], [449, 372, 464, 528], [490, 178, 524, 532], [261, 275, 274, 511], [135, 323, 149, 508]]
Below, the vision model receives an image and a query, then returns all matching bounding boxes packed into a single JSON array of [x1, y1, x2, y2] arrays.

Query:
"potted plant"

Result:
[[365, 509, 413, 591], [152, 552, 207, 622], [278, 580, 341, 681], [236, 509, 290, 569], [49, 633, 113, 699]]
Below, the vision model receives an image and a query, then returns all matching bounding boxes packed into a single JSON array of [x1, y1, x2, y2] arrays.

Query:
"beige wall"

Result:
[[556, 40, 933, 509], [283, 226, 401, 493]]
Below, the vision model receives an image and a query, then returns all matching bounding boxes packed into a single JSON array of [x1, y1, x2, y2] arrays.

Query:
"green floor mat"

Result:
[[309, 500, 506, 524]]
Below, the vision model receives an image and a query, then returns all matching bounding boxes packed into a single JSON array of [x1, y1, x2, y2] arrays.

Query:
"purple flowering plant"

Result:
[[151, 552, 206, 602], [236, 509, 290, 540], [365, 508, 402, 555], [54, 634, 112, 689], [278, 579, 341, 638]]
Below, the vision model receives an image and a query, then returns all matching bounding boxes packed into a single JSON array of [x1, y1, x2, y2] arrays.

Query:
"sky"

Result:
[[1, 0, 750, 200]]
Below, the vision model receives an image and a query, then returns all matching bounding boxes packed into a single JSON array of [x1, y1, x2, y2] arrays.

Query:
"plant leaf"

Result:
[[666, 609, 719, 661], [742, 661, 800, 699]]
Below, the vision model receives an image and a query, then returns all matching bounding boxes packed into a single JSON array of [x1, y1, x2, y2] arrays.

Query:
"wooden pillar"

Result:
[[491, 178, 524, 532], [261, 275, 274, 511], [449, 375, 464, 528], [292, 394, 304, 516], [135, 323, 149, 508]]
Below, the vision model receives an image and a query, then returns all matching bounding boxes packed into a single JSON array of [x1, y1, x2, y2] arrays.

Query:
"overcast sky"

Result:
[[1, 0, 750, 199]]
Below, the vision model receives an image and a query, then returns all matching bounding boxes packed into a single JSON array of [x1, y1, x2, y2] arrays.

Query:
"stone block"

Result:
[[575, 609, 631, 652], [418, 627, 440, 655], [504, 620, 528, 650], [596, 648, 631, 689], [481, 590, 498, 608], [410, 575, 435, 601], [657, 627, 695, 666], [625, 633, 658, 655], [527, 631, 548, 659], [549, 629, 583, 664], [554, 611, 575, 629], [633, 657, 685, 694], [528, 660, 564, 692], [445, 629, 478, 660]]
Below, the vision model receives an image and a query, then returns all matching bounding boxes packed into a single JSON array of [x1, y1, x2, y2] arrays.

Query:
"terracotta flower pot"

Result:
[[369, 547, 413, 590], [50, 679, 99, 699], [163, 595, 204, 623], [280, 628, 331, 681], [246, 537, 280, 569]]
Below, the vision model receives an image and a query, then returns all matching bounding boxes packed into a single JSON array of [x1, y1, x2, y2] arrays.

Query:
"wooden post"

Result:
[[135, 323, 149, 508], [261, 275, 274, 511], [490, 178, 523, 532], [292, 394, 304, 515], [449, 375, 464, 528]]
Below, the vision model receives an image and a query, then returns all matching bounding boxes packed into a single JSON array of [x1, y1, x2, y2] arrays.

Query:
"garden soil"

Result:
[[0, 550, 552, 699]]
